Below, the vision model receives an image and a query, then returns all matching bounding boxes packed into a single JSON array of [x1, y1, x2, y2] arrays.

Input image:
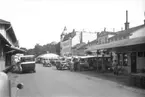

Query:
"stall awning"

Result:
[[86, 36, 145, 51], [5, 46, 26, 54]]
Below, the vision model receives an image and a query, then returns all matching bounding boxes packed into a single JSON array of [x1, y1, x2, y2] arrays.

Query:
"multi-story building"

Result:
[[60, 28, 88, 56], [60, 29, 76, 56], [97, 29, 116, 44]]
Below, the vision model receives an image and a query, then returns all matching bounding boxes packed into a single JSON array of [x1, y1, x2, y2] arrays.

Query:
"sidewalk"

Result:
[[76, 70, 145, 95]]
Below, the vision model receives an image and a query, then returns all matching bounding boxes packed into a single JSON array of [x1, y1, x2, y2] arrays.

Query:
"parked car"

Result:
[[78, 57, 90, 71], [20, 55, 36, 73], [50, 59, 56, 66], [43, 59, 52, 67], [56, 59, 69, 70]]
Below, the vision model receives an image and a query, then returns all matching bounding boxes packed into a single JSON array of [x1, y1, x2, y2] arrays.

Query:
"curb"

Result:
[[119, 84, 145, 95], [75, 71, 145, 95]]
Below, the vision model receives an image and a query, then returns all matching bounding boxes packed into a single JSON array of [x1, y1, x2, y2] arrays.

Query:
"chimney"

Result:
[[97, 32, 99, 38], [124, 10, 129, 30], [80, 31, 83, 43], [113, 28, 115, 32], [121, 27, 123, 31], [104, 27, 106, 32]]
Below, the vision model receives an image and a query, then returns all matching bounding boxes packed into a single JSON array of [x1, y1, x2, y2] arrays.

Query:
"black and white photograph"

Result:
[[0, 0, 145, 97]]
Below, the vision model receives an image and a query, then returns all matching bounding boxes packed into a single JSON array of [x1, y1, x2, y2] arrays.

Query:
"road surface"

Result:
[[17, 64, 145, 97]]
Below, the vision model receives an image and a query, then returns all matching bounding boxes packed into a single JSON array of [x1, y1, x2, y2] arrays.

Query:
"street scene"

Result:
[[14, 64, 144, 97], [0, 0, 145, 97]]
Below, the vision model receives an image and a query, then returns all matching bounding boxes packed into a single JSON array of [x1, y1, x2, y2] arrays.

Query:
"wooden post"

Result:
[[96, 50, 99, 72], [102, 53, 105, 72]]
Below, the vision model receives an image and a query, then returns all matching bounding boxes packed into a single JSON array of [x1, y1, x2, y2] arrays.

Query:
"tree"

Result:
[[27, 49, 35, 55], [55, 42, 60, 55], [34, 44, 43, 57], [26, 42, 61, 56]]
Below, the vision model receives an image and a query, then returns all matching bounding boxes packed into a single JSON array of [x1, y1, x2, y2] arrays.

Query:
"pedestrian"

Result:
[[113, 60, 118, 75]]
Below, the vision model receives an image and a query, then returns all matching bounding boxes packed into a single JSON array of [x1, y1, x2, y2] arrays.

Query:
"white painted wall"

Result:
[[0, 60, 5, 72], [71, 33, 80, 47], [61, 39, 72, 56]]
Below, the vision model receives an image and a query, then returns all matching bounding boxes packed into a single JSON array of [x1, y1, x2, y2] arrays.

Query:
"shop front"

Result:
[[86, 36, 145, 74]]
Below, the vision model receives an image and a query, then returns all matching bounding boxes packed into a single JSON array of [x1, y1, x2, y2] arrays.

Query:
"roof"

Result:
[[86, 36, 145, 51], [98, 31, 116, 37], [38, 53, 59, 59], [72, 42, 86, 50], [0, 19, 10, 24], [62, 31, 76, 42], [88, 39, 98, 45], [77, 43, 88, 50], [0, 19, 18, 45], [76, 43, 86, 50], [6, 26, 18, 43], [109, 24, 145, 39]]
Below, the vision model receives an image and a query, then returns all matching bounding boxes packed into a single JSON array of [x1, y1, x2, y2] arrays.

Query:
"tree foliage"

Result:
[[26, 42, 60, 57]]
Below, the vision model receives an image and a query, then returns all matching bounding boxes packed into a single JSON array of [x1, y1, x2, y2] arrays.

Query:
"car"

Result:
[[43, 59, 52, 67], [20, 55, 36, 73], [78, 57, 90, 71], [50, 59, 56, 66], [55, 59, 69, 70]]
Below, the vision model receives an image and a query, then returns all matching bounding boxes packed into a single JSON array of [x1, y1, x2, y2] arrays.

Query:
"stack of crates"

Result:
[[141, 76, 145, 89], [130, 74, 145, 89], [134, 75, 142, 88]]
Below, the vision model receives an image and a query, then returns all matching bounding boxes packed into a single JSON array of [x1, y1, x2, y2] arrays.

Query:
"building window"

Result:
[[138, 52, 143, 57]]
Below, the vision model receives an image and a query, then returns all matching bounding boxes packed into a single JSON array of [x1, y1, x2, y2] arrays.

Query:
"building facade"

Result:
[[97, 30, 116, 44], [71, 42, 86, 56], [60, 29, 76, 57], [85, 11, 145, 74], [0, 19, 24, 71]]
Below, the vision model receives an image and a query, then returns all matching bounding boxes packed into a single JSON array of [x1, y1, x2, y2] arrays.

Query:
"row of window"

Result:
[[138, 52, 145, 57], [108, 36, 128, 43]]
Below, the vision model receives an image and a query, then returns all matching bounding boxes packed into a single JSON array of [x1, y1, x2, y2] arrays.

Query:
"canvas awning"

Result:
[[86, 36, 145, 52], [5, 45, 26, 54], [38, 53, 59, 59]]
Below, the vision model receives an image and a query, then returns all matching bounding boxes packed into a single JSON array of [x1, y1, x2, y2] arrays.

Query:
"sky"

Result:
[[0, 0, 144, 49]]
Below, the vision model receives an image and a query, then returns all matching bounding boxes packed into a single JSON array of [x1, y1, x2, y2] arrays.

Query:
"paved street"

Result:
[[17, 64, 145, 97]]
